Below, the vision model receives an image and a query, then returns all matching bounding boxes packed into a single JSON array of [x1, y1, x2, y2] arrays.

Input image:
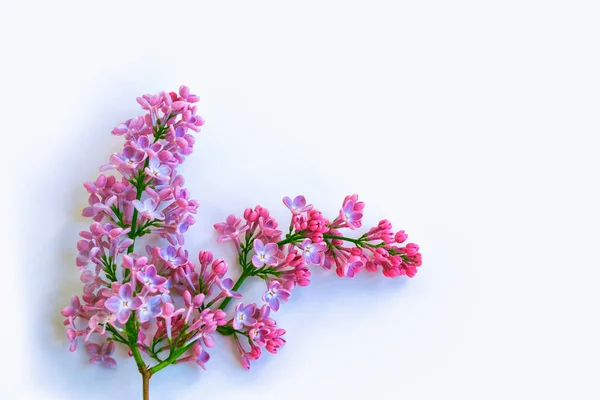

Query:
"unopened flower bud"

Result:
[[212, 259, 228, 275]]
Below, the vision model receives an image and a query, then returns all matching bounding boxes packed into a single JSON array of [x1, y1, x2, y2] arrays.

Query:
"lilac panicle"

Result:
[[63, 86, 229, 378]]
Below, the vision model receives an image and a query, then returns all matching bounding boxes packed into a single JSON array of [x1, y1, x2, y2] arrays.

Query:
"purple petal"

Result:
[[293, 196, 306, 208], [221, 278, 234, 290], [243, 304, 256, 315], [90, 355, 102, 365], [264, 254, 279, 267], [145, 265, 157, 278], [153, 275, 167, 287], [104, 341, 116, 356], [148, 157, 160, 169], [136, 97, 150, 108], [203, 335, 215, 348], [102, 357, 117, 369], [314, 242, 328, 252], [144, 198, 156, 210], [119, 284, 133, 301], [343, 200, 354, 214], [253, 239, 265, 253], [214, 222, 227, 233], [309, 251, 322, 265], [85, 343, 100, 356], [278, 290, 291, 301], [349, 212, 363, 222], [130, 297, 143, 310], [252, 255, 264, 267], [152, 211, 165, 221], [225, 214, 237, 225], [264, 243, 278, 256], [198, 350, 210, 364], [104, 296, 121, 313], [147, 296, 162, 307], [232, 319, 242, 330], [269, 281, 281, 290], [116, 308, 131, 324]]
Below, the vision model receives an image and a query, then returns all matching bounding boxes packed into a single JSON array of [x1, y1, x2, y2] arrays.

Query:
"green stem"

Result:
[[322, 234, 364, 245], [148, 341, 196, 375], [126, 316, 147, 372], [277, 232, 304, 246], [106, 324, 128, 344], [127, 170, 147, 254], [126, 121, 165, 255]]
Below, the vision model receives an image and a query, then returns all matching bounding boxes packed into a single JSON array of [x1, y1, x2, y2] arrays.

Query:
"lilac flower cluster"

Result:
[[63, 87, 233, 385], [211, 195, 422, 369], [63, 87, 422, 399]]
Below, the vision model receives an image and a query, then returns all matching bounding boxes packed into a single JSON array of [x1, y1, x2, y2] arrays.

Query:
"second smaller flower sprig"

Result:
[[213, 194, 422, 368]]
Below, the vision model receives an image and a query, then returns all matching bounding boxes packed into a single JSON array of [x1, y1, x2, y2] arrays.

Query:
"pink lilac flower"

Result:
[[122, 254, 149, 273], [233, 303, 257, 330], [86, 311, 115, 341], [339, 255, 364, 278], [238, 340, 261, 370], [249, 322, 270, 346], [216, 278, 242, 299], [145, 157, 171, 181], [214, 214, 248, 243], [156, 245, 187, 269], [104, 283, 142, 324], [340, 197, 363, 229], [301, 239, 327, 265], [85, 341, 117, 368], [245, 310, 287, 354], [137, 296, 162, 323], [66, 326, 79, 352], [258, 216, 282, 238], [192, 342, 210, 369], [262, 281, 291, 311], [110, 146, 145, 170], [132, 198, 165, 221], [131, 135, 162, 157], [282, 195, 313, 214], [76, 239, 100, 268], [251, 239, 278, 267], [136, 265, 168, 293], [111, 115, 145, 136], [61, 296, 81, 318], [66, 317, 85, 352]]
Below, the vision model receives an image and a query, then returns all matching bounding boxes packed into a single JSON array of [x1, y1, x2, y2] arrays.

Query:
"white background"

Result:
[[1, 1, 599, 399]]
